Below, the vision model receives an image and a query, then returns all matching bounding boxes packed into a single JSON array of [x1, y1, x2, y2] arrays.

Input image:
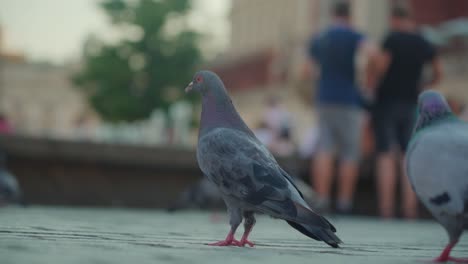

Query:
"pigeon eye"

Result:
[[196, 76, 203, 83]]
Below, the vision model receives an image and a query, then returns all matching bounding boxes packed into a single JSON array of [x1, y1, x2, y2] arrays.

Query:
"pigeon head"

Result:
[[185, 71, 226, 95], [417, 90, 452, 118], [185, 70, 254, 137], [414, 90, 454, 132]]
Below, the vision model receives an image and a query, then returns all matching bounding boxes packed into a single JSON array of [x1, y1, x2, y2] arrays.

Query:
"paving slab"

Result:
[[0, 207, 466, 264]]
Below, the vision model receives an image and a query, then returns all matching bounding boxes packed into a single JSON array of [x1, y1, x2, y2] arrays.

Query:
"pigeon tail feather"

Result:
[[286, 220, 342, 248], [286, 201, 342, 248]]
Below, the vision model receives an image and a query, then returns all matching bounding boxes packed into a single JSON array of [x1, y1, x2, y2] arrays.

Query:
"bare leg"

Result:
[[312, 152, 334, 210], [401, 156, 418, 219], [238, 211, 256, 247], [207, 205, 242, 246], [377, 152, 396, 218], [337, 160, 359, 213]]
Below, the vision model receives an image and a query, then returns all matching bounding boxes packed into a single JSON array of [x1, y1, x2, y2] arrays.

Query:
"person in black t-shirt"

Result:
[[372, 6, 443, 219]]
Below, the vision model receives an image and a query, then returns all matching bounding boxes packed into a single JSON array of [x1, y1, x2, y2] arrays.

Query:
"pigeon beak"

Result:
[[185, 82, 193, 93]]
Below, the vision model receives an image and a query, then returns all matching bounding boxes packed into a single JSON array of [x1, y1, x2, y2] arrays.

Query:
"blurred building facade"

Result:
[[212, 0, 320, 142], [0, 0, 467, 146], [0, 61, 96, 138], [212, 0, 468, 144], [0, 26, 96, 139], [0, 30, 191, 145]]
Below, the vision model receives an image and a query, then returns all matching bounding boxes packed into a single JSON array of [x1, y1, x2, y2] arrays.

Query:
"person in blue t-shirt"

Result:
[[307, 1, 375, 214]]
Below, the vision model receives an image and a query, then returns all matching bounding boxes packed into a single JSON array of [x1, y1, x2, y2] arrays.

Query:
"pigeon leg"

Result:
[[433, 242, 454, 262], [207, 205, 242, 246], [207, 229, 241, 246], [238, 211, 255, 247], [433, 241, 468, 263]]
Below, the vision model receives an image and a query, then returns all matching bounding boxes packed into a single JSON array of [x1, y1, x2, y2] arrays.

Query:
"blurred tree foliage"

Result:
[[74, 0, 201, 122]]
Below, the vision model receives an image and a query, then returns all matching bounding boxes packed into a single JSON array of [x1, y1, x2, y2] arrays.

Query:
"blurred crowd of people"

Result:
[[306, 2, 446, 219], [252, 2, 465, 219]]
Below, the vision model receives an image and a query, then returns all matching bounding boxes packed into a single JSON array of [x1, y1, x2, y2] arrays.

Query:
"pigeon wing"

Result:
[[197, 128, 332, 229], [407, 122, 468, 223]]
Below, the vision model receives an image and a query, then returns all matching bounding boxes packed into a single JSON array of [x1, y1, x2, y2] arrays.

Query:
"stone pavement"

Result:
[[0, 207, 467, 264]]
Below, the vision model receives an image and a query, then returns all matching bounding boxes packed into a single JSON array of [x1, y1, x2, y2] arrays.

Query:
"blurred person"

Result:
[[460, 104, 468, 122], [73, 114, 96, 141], [307, 1, 375, 214], [298, 125, 320, 160], [0, 113, 13, 134], [253, 121, 274, 148], [446, 96, 464, 116], [260, 95, 296, 157], [269, 124, 296, 158], [371, 6, 443, 219], [262, 95, 292, 138]]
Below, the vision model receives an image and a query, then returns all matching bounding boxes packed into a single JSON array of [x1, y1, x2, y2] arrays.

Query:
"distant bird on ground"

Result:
[[0, 153, 22, 206], [167, 171, 318, 212], [185, 71, 341, 248], [407, 90, 468, 262], [167, 177, 224, 211]]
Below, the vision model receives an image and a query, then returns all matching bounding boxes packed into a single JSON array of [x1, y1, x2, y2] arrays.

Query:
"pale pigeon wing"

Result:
[[197, 128, 341, 247], [407, 121, 468, 231]]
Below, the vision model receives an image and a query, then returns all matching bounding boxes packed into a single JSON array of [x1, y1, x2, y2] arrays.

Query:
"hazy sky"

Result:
[[0, 0, 230, 64]]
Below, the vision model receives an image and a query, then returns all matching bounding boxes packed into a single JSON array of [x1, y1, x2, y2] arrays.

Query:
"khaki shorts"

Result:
[[317, 104, 364, 162]]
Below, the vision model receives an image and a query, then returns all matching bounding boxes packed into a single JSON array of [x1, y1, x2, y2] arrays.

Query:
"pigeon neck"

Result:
[[414, 110, 455, 133], [199, 91, 253, 137]]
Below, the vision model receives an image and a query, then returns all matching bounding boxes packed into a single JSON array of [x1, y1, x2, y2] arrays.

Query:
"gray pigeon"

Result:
[[0, 153, 22, 206], [406, 90, 468, 262], [186, 71, 341, 248], [167, 177, 224, 211]]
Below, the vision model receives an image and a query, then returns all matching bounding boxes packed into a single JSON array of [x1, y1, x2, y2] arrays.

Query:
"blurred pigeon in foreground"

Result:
[[186, 71, 341, 248], [0, 153, 22, 206], [407, 90, 468, 262]]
